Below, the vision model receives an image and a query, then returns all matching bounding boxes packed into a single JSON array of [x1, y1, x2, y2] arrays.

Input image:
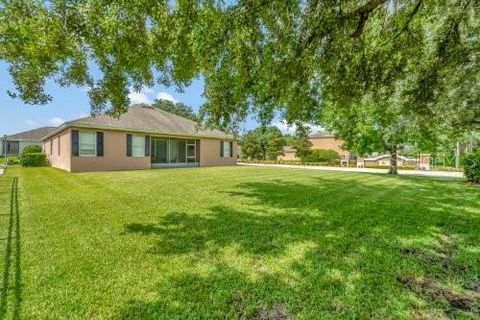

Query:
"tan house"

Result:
[[309, 132, 350, 159], [278, 132, 350, 161], [42, 104, 237, 172]]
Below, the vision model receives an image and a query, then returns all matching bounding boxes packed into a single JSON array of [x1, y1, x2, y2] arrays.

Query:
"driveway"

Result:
[[239, 163, 464, 178]]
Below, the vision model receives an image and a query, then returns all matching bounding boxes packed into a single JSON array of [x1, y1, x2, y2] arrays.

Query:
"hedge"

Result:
[[20, 153, 47, 167], [462, 151, 480, 183], [239, 159, 343, 167], [301, 149, 340, 163], [20, 144, 42, 155]]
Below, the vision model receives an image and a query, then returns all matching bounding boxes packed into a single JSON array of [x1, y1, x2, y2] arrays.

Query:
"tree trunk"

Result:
[[388, 145, 398, 175]]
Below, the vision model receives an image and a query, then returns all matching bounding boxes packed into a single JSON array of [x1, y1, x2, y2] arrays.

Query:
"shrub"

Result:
[[20, 153, 47, 167], [462, 151, 480, 183], [20, 144, 42, 155], [301, 149, 340, 163]]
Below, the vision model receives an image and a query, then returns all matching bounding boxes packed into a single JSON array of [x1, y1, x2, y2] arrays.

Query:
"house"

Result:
[[357, 154, 418, 168], [357, 154, 431, 170], [42, 104, 237, 172], [277, 132, 350, 161], [1, 126, 56, 155], [309, 132, 350, 159]]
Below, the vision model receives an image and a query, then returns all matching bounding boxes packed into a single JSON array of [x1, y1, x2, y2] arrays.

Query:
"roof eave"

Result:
[[42, 122, 234, 141]]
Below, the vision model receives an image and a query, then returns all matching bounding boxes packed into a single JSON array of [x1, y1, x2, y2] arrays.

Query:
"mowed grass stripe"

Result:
[[1, 166, 479, 319]]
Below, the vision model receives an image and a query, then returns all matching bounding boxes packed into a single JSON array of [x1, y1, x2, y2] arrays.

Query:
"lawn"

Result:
[[0, 166, 479, 319]]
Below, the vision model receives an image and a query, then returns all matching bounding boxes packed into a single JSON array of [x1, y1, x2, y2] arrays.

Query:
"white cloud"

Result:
[[128, 90, 152, 105], [48, 117, 65, 127], [273, 120, 325, 134], [155, 92, 177, 103], [25, 120, 37, 126], [274, 120, 295, 134], [127, 87, 178, 105]]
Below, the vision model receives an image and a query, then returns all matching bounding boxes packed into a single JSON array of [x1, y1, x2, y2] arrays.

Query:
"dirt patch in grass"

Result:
[[252, 304, 290, 320], [233, 291, 290, 320], [397, 277, 478, 312], [399, 233, 480, 316], [400, 234, 467, 276]]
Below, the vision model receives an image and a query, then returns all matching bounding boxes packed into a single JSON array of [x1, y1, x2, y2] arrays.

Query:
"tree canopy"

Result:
[[152, 99, 198, 122], [1, 0, 479, 133], [239, 126, 285, 160], [291, 123, 312, 160]]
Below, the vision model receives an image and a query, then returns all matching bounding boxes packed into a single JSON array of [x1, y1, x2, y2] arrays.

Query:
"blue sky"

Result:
[[0, 61, 317, 136]]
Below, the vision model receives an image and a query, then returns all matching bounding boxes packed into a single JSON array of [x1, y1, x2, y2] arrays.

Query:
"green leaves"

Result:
[[239, 126, 285, 160], [0, 0, 478, 135], [152, 98, 198, 122]]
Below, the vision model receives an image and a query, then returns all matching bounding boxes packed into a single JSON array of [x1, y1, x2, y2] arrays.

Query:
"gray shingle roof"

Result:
[[7, 126, 56, 141], [44, 104, 232, 140]]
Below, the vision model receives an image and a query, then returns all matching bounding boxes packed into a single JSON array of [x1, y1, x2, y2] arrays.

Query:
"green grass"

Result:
[[0, 155, 18, 165], [0, 166, 479, 319]]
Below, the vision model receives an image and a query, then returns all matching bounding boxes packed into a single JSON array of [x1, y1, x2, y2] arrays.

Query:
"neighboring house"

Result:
[[309, 132, 350, 159], [277, 132, 350, 161], [1, 126, 56, 155], [357, 154, 418, 168], [42, 104, 237, 172]]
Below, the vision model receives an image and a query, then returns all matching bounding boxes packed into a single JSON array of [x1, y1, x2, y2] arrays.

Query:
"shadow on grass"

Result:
[[0, 177, 22, 319], [119, 175, 480, 318]]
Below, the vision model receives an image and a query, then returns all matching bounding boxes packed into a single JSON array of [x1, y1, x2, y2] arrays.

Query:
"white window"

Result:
[[132, 135, 145, 157], [223, 141, 231, 158], [79, 132, 96, 157]]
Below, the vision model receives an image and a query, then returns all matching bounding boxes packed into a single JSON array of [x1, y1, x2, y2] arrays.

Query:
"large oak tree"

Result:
[[1, 0, 479, 172]]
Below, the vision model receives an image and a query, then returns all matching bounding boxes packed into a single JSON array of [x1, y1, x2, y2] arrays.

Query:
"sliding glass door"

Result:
[[151, 137, 199, 167], [152, 139, 168, 163]]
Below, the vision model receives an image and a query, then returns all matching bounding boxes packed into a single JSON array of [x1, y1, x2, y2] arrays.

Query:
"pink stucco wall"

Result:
[[200, 139, 237, 167], [44, 128, 236, 172]]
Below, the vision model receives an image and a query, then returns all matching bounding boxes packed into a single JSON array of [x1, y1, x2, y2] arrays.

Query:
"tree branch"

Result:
[[350, 12, 369, 37], [299, 0, 388, 52], [394, 0, 423, 39], [343, 0, 389, 20]]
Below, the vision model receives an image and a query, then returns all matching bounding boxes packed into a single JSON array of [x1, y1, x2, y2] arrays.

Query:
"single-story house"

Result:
[[277, 131, 350, 161], [1, 126, 55, 155], [357, 154, 418, 167], [42, 104, 237, 172], [357, 154, 431, 170]]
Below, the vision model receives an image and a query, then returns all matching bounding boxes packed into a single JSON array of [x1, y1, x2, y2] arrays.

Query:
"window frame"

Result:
[[222, 140, 231, 158], [78, 131, 97, 157], [131, 135, 146, 157]]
